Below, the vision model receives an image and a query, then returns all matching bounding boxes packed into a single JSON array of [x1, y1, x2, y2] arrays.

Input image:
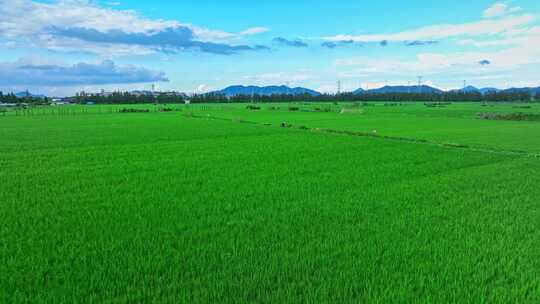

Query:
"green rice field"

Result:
[[1, 102, 540, 302]]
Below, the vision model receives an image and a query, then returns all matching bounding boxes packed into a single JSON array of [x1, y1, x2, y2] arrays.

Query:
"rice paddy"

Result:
[[1, 102, 540, 302]]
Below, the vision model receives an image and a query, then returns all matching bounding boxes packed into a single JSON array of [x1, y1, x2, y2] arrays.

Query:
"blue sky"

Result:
[[1, 0, 540, 96]]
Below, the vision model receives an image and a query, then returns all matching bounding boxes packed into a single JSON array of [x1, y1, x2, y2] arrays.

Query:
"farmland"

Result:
[[1, 102, 540, 302]]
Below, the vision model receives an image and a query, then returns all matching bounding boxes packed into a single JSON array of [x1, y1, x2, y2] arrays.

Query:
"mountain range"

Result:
[[450, 86, 540, 95], [14, 91, 46, 99], [214, 85, 540, 97], [449, 86, 483, 93], [358, 85, 444, 94], [214, 85, 321, 97]]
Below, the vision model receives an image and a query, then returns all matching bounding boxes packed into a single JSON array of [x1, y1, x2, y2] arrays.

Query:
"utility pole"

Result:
[[152, 84, 158, 105], [418, 76, 423, 93], [337, 80, 341, 95]]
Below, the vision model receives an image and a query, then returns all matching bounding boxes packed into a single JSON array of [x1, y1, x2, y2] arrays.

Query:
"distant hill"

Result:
[[349, 85, 540, 96], [476, 87, 540, 95], [502, 87, 540, 95], [449, 86, 480, 93], [463, 85, 480, 92], [357, 85, 444, 94], [478, 87, 540, 95], [353, 88, 364, 94], [15, 91, 46, 99], [215, 85, 321, 97], [479, 88, 500, 94]]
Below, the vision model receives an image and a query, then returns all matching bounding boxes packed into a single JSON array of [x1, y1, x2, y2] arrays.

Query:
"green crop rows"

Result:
[[1, 102, 540, 302]]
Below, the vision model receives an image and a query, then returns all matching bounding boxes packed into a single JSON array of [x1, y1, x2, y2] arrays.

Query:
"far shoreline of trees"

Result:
[[0, 92, 49, 105], [75, 90, 539, 104], [1, 90, 539, 105]]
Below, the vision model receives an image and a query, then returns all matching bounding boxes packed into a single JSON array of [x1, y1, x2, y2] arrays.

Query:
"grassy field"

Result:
[[1, 102, 540, 302]]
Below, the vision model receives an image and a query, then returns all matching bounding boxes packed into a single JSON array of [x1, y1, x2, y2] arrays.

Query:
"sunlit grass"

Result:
[[1, 103, 540, 302]]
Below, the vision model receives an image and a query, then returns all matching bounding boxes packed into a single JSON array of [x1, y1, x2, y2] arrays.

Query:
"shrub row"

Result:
[[477, 112, 540, 121], [119, 108, 150, 113]]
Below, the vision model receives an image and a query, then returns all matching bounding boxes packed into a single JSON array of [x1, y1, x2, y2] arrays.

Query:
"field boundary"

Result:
[[185, 112, 540, 159]]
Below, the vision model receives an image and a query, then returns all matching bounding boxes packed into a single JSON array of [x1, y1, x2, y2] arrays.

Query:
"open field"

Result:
[[189, 102, 540, 154], [2, 102, 540, 302], [4, 101, 539, 153]]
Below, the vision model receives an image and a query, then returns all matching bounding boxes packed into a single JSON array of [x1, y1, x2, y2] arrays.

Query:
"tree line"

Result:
[[334, 91, 537, 102], [73, 92, 186, 104], [191, 91, 539, 103], [2, 90, 539, 105], [0, 92, 49, 104]]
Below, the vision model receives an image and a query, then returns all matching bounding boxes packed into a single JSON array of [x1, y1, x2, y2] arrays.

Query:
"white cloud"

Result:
[[324, 15, 535, 42], [325, 2, 540, 87], [0, 0, 265, 55], [315, 84, 337, 94], [330, 28, 540, 89], [483, 3, 522, 18], [240, 27, 270, 35], [458, 26, 540, 47], [196, 84, 214, 93], [242, 71, 316, 83], [483, 3, 508, 18], [0, 0, 176, 38], [0, 57, 168, 86], [334, 37, 540, 79]]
